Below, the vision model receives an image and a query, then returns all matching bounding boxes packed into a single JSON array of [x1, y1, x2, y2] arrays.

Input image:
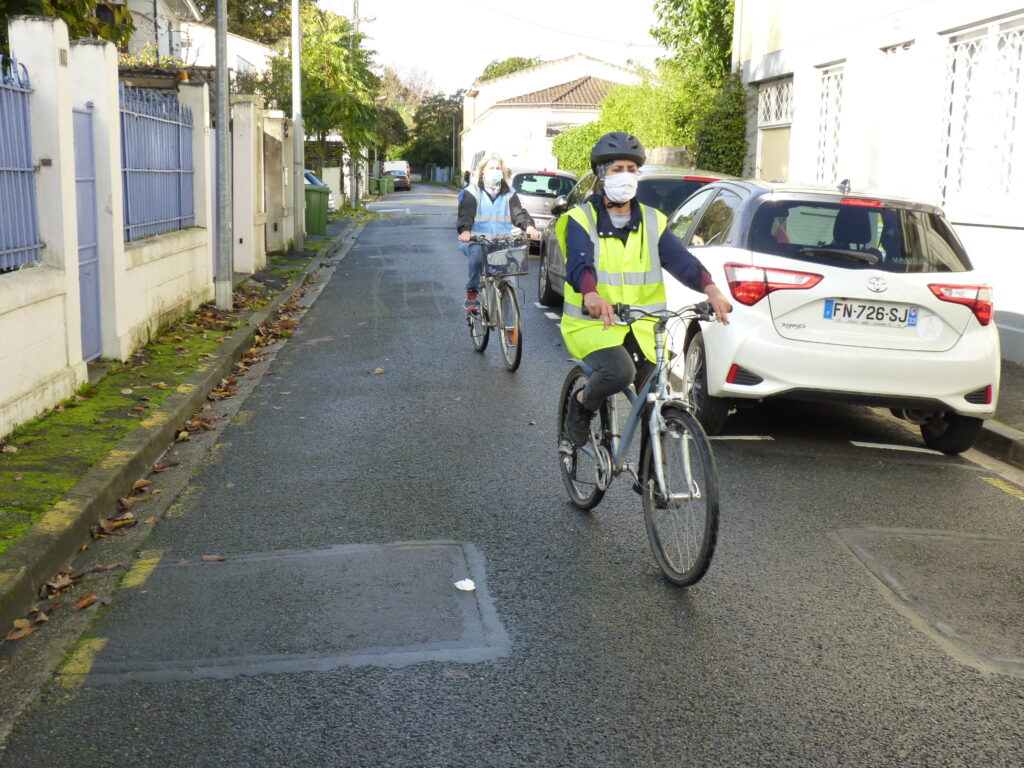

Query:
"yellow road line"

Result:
[[58, 638, 107, 689], [983, 476, 1024, 502], [122, 549, 163, 588]]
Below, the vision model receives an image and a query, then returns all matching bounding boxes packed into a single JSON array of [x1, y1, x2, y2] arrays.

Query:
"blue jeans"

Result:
[[458, 241, 484, 292]]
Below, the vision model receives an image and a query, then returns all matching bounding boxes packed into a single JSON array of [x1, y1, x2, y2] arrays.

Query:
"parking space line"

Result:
[[850, 441, 943, 455], [544, 312, 560, 321], [982, 476, 1024, 502]]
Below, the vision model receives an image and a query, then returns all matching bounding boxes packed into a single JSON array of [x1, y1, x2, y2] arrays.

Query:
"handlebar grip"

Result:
[[613, 303, 631, 321]]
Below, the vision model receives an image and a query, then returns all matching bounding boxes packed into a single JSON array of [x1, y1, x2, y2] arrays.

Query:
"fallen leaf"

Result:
[[73, 593, 98, 611], [154, 382, 170, 390], [1, 445, 18, 453], [74, 395, 86, 402], [144, 517, 157, 524], [151, 459, 180, 472], [201, 555, 225, 562], [131, 406, 146, 413], [528, 421, 537, 426], [117, 497, 134, 511], [91, 563, 123, 572], [279, 391, 292, 395], [34, 613, 48, 624], [12, 619, 30, 630], [132, 479, 153, 492], [54, 405, 65, 413], [373, 368, 385, 375], [4, 627, 37, 642], [121, 388, 133, 395], [176, 431, 189, 442], [151, 489, 163, 495], [13, 475, 23, 481]]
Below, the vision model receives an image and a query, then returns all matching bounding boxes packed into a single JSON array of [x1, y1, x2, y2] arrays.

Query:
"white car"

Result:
[[663, 180, 1000, 454]]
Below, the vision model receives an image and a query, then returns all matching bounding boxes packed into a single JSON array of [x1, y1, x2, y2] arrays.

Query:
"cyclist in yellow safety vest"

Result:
[[559, 132, 732, 447]]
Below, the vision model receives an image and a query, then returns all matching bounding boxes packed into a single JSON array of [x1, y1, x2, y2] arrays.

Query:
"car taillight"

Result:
[[724, 263, 824, 306], [928, 284, 993, 325], [840, 197, 884, 208]]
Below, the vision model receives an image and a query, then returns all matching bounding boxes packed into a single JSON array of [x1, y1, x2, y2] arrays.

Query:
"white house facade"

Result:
[[461, 54, 639, 173], [126, 0, 201, 58], [733, 0, 1024, 361], [179, 21, 278, 75]]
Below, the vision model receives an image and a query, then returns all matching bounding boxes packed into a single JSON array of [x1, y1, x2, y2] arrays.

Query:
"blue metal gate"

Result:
[[74, 105, 101, 362]]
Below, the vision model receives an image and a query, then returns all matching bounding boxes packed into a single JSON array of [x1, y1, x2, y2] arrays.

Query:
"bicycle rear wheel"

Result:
[[641, 407, 719, 586], [497, 280, 523, 371], [557, 366, 609, 510], [468, 285, 489, 352]]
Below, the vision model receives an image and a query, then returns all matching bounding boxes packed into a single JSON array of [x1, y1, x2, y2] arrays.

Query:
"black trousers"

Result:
[[579, 330, 654, 412]]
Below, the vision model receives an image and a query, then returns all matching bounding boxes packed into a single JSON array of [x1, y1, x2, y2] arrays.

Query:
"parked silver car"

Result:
[[536, 164, 733, 306], [509, 169, 577, 252]]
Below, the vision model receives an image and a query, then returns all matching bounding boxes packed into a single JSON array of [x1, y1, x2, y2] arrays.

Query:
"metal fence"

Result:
[[120, 85, 194, 242], [0, 56, 44, 272]]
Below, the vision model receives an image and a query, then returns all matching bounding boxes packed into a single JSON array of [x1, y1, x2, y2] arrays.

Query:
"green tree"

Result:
[[253, 6, 379, 162], [373, 105, 409, 160], [404, 91, 462, 168], [692, 73, 747, 175], [191, 0, 309, 46], [651, 0, 734, 81], [1, 0, 133, 55], [479, 56, 541, 81]]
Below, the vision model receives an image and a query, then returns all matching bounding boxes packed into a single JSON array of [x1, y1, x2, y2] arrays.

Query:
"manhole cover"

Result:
[[839, 527, 1024, 676], [81, 541, 508, 685]]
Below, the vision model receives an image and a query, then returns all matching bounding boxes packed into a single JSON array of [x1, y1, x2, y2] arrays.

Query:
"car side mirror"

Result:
[[551, 195, 568, 216]]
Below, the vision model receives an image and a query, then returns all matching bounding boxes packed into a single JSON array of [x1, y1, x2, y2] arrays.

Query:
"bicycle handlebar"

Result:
[[467, 234, 529, 245], [606, 302, 715, 324]]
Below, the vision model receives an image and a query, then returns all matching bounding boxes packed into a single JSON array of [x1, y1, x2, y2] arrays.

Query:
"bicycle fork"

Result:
[[648, 401, 702, 505]]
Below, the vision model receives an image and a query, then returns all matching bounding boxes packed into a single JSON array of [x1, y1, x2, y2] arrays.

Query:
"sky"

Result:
[[318, 0, 670, 95]]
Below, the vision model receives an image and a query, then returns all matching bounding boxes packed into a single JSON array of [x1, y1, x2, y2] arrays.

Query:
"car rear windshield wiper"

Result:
[[799, 247, 879, 265]]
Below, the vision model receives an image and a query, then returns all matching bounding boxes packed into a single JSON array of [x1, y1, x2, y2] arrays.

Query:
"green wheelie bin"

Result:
[[304, 185, 329, 236]]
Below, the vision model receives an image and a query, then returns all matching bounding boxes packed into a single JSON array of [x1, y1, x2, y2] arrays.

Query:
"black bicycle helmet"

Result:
[[590, 131, 646, 173]]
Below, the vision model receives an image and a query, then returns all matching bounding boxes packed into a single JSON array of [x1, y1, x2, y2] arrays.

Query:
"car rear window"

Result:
[[386, 170, 407, 177], [513, 173, 576, 198], [749, 201, 972, 273], [637, 179, 706, 215]]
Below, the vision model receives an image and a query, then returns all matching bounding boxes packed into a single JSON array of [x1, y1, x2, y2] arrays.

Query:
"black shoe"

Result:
[[563, 392, 595, 447]]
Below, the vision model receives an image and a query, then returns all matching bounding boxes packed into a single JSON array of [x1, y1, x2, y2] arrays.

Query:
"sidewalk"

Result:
[[976, 358, 1024, 468], [0, 219, 358, 632]]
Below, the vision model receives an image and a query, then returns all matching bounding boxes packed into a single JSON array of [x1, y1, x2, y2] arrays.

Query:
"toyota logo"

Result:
[[866, 276, 888, 293]]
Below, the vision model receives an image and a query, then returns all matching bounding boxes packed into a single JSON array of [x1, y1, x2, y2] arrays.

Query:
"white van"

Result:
[[383, 160, 410, 176]]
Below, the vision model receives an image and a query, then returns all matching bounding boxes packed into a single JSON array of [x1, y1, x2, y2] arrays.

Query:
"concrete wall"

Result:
[[179, 21, 276, 74], [0, 16, 294, 439], [263, 112, 295, 254], [733, 0, 1024, 361]]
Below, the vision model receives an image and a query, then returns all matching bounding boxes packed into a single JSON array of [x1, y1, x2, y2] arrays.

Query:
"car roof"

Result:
[[702, 178, 942, 212], [636, 164, 738, 181], [510, 168, 577, 178]]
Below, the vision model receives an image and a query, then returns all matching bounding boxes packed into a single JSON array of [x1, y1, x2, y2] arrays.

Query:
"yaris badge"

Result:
[[866, 276, 888, 293]]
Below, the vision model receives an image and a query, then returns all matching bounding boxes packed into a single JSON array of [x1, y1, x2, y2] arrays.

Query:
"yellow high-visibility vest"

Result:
[[557, 202, 668, 361]]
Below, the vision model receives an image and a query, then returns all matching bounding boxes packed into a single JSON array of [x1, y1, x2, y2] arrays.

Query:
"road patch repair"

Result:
[[57, 541, 509, 686], [838, 527, 1024, 677]]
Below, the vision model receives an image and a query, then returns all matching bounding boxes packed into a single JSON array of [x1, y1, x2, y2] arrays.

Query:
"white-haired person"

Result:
[[457, 153, 540, 310]]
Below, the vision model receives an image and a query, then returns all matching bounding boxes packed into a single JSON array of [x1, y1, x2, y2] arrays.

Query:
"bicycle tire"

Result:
[[641, 407, 719, 586], [468, 285, 489, 352], [497, 281, 523, 371], [557, 366, 609, 510]]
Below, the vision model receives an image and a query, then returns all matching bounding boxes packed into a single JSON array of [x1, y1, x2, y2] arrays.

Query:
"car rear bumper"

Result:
[[701, 318, 1001, 417]]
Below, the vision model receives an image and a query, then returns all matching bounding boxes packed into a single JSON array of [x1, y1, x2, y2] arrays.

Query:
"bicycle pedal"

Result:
[[558, 438, 575, 456]]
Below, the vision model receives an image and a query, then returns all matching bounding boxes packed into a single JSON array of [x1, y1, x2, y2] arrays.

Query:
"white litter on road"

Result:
[[454, 579, 476, 591]]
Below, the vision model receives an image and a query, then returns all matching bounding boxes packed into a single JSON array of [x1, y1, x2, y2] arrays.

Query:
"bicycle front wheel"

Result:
[[557, 366, 609, 510], [468, 287, 489, 353], [641, 407, 719, 586], [497, 280, 523, 371]]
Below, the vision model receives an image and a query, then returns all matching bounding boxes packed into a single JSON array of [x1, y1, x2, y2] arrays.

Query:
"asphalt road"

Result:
[[3, 186, 1023, 767]]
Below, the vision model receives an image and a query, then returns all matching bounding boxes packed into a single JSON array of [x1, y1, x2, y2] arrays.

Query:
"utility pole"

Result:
[[214, 0, 232, 309], [292, 0, 304, 251], [349, 0, 359, 207], [451, 113, 456, 184]]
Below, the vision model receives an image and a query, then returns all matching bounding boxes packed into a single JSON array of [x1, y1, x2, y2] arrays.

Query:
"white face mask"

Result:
[[603, 171, 638, 203], [484, 169, 503, 185]]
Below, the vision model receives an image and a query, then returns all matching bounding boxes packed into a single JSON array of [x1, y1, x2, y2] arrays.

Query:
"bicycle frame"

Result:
[[576, 316, 700, 500]]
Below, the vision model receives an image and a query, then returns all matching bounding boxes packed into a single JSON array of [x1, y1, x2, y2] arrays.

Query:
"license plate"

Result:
[[823, 299, 919, 327]]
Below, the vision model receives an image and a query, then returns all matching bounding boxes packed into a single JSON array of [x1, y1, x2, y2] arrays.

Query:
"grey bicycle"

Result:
[[466, 235, 528, 371], [556, 302, 721, 586]]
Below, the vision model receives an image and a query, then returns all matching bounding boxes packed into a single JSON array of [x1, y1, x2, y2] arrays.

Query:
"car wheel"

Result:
[[684, 331, 730, 435], [537, 250, 562, 307], [919, 412, 983, 454]]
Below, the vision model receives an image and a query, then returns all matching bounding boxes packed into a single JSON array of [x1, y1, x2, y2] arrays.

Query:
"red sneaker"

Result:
[[464, 289, 479, 311]]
